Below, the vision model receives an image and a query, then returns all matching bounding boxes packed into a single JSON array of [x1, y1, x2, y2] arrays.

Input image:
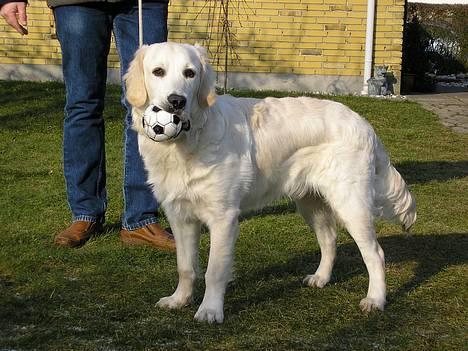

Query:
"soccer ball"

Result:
[[142, 105, 182, 142]]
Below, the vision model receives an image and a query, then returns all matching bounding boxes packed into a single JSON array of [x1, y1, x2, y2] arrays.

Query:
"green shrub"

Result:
[[402, 3, 467, 81]]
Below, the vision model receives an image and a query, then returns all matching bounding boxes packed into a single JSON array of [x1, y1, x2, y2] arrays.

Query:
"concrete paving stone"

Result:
[[441, 123, 455, 128], [443, 117, 461, 122], [406, 92, 468, 134], [452, 126, 468, 133]]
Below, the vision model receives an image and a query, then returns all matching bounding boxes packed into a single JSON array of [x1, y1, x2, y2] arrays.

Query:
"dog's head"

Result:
[[124, 42, 216, 137]]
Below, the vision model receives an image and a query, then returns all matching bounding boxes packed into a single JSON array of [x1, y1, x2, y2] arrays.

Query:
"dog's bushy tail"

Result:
[[374, 140, 417, 232]]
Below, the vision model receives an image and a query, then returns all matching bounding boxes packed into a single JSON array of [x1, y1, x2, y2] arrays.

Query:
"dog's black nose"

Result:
[[168, 94, 186, 110]]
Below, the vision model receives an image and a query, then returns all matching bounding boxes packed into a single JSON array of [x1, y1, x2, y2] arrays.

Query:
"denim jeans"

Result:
[[54, 1, 168, 230]]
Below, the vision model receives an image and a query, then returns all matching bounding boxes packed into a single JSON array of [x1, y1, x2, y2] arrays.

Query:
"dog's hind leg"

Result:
[[326, 186, 386, 312], [296, 196, 337, 289], [157, 216, 201, 310]]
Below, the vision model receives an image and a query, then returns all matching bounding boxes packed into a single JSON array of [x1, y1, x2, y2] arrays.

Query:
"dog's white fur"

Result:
[[124, 42, 417, 323]]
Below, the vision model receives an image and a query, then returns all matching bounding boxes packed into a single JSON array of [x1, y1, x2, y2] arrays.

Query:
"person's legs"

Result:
[[113, 1, 168, 230], [54, 5, 112, 224]]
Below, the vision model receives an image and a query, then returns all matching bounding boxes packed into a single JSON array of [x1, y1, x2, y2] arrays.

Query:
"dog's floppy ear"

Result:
[[124, 45, 148, 108], [194, 44, 216, 108]]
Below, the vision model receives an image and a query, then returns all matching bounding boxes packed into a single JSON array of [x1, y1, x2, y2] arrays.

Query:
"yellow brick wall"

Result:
[[0, 0, 405, 80]]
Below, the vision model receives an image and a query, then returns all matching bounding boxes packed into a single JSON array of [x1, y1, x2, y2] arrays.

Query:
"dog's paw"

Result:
[[303, 274, 329, 288], [359, 297, 386, 313], [156, 294, 190, 309], [194, 305, 224, 324]]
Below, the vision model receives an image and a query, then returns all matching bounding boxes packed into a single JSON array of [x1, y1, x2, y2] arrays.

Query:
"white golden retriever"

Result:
[[124, 42, 416, 323]]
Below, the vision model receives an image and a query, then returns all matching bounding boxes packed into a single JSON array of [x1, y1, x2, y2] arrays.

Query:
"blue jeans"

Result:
[[54, 1, 168, 230]]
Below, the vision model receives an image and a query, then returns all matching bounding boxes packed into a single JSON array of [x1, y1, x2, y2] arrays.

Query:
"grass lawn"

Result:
[[0, 81, 467, 350]]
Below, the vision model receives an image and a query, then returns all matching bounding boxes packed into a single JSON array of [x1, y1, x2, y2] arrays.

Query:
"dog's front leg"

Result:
[[157, 217, 201, 309], [194, 211, 239, 324]]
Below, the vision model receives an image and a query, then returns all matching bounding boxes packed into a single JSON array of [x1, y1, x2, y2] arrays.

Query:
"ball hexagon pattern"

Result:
[[142, 105, 182, 142]]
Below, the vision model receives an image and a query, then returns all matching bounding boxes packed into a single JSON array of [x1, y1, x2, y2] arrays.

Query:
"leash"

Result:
[[138, 0, 143, 48]]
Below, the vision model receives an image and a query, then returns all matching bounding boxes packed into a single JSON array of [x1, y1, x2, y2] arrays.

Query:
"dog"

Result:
[[124, 42, 417, 323]]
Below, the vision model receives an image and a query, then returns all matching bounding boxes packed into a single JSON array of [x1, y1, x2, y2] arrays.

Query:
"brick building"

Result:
[[0, 0, 406, 94]]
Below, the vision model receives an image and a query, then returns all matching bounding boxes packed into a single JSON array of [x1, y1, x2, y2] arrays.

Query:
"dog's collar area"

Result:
[[174, 119, 190, 139], [182, 119, 191, 131]]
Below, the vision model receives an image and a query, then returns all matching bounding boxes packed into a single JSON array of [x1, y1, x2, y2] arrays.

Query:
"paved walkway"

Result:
[[406, 92, 468, 134]]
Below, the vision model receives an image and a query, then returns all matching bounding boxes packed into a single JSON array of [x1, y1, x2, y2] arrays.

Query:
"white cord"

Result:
[[138, 0, 143, 48]]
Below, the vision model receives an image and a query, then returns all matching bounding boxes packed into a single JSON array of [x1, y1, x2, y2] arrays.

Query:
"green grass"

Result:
[[0, 81, 467, 350]]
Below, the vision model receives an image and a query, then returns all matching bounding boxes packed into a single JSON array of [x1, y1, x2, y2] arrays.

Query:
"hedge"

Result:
[[402, 3, 467, 79]]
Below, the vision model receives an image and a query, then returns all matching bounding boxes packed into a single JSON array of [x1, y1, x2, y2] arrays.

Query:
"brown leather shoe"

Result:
[[120, 223, 176, 251], [54, 221, 103, 248]]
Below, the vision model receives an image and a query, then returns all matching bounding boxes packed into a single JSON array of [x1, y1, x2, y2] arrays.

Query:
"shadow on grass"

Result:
[[239, 201, 297, 221], [0, 81, 64, 105], [0, 231, 466, 348], [0, 81, 65, 130], [396, 160, 468, 184], [0, 81, 124, 131], [311, 231, 468, 349], [226, 232, 468, 314]]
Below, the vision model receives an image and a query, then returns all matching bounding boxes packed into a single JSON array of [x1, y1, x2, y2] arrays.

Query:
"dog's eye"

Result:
[[183, 69, 196, 79], [152, 67, 165, 77]]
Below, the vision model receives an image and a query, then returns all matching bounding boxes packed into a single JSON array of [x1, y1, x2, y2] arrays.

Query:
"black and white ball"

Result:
[[142, 105, 182, 142]]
